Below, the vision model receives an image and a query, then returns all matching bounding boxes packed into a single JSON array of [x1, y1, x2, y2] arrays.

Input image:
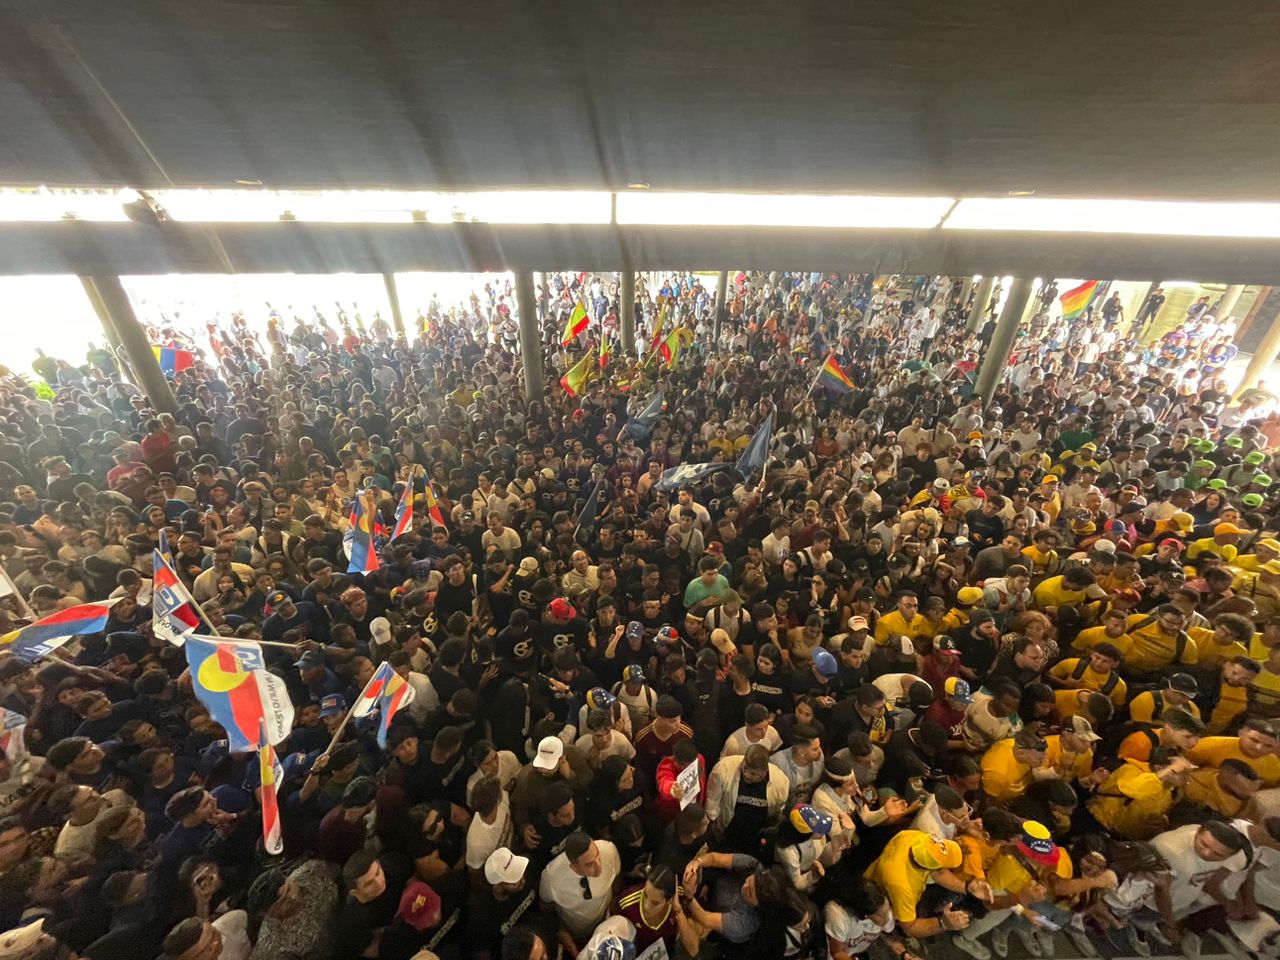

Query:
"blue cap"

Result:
[[319, 693, 347, 717], [625, 620, 644, 640], [622, 664, 646, 684], [812, 649, 838, 678], [586, 687, 617, 711]]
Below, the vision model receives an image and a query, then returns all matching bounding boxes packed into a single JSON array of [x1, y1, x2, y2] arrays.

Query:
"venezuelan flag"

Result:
[[423, 481, 448, 531], [347, 489, 380, 574], [0, 599, 120, 662], [1059, 280, 1101, 322], [257, 722, 284, 855], [561, 301, 590, 345], [817, 355, 856, 393], [391, 481, 414, 540], [152, 344, 195, 377]]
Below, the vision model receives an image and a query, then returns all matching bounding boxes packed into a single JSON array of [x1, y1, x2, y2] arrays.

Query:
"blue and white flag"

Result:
[[654, 461, 727, 494], [622, 392, 665, 441], [734, 412, 773, 479]]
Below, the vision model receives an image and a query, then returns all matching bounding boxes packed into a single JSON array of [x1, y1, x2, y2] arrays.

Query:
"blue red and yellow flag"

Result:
[[152, 344, 195, 377], [424, 481, 448, 531], [0, 599, 120, 662], [153, 548, 204, 644], [257, 720, 284, 855], [352, 661, 416, 748], [391, 481, 414, 540], [817, 355, 857, 393], [184, 635, 294, 753], [347, 489, 381, 574]]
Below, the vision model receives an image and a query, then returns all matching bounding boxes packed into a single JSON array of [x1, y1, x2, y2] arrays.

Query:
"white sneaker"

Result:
[[1037, 930, 1057, 958], [954, 935, 993, 960], [1209, 931, 1252, 960], [991, 926, 1010, 958], [1126, 927, 1151, 957], [1014, 928, 1045, 958], [1066, 930, 1097, 957], [1182, 931, 1203, 960]]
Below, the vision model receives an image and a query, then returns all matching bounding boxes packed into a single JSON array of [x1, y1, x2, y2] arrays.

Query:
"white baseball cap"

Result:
[[531, 735, 565, 770], [0, 920, 44, 960], [484, 847, 530, 885]]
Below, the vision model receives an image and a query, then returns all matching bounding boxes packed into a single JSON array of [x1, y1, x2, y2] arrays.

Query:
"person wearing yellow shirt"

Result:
[[1251, 643, 1280, 718], [1087, 758, 1189, 840], [951, 820, 1113, 960], [1206, 655, 1260, 733], [1128, 673, 1201, 724], [1231, 561, 1280, 623], [1234, 536, 1280, 573], [1121, 604, 1197, 677], [1184, 720, 1280, 786], [1188, 612, 1254, 668], [1020, 529, 1061, 577], [1181, 758, 1261, 819], [1031, 568, 1105, 616], [874, 592, 932, 648], [981, 730, 1049, 806], [1186, 521, 1249, 565], [1039, 717, 1105, 788], [863, 830, 986, 939], [1036, 477, 1061, 523], [1117, 708, 1204, 763], [1046, 644, 1128, 709], [1071, 609, 1133, 657]]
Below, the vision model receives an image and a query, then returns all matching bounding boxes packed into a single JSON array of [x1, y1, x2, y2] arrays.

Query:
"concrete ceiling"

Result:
[[3, 0, 1280, 199]]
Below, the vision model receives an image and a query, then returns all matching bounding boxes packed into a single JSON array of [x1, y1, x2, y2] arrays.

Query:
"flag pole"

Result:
[[801, 353, 830, 403]]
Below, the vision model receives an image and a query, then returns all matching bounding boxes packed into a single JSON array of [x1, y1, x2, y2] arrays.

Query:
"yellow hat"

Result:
[[1263, 560, 1280, 575], [957, 586, 984, 606], [1258, 538, 1280, 553], [1041, 475, 1059, 485], [1170, 512, 1195, 532], [910, 834, 963, 870]]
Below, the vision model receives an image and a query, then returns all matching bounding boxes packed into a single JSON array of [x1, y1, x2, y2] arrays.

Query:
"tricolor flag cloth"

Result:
[[561, 301, 590, 345], [152, 344, 196, 377], [347, 489, 381, 574], [0, 599, 120, 662], [599, 337, 612, 369], [1059, 280, 1101, 322], [257, 721, 284, 855], [560, 347, 597, 398], [153, 547, 205, 645], [658, 327, 683, 367], [353, 660, 417, 748], [184, 635, 294, 753], [391, 481, 414, 540], [424, 482, 448, 531], [817, 355, 857, 393]]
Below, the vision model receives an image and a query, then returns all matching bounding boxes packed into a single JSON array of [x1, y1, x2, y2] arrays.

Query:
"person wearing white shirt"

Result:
[[1149, 821, 1247, 926], [465, 777, 514, 873], [721, 704, 783, 758], [539, 834, 621, 943], [575, 711, 636, 768]]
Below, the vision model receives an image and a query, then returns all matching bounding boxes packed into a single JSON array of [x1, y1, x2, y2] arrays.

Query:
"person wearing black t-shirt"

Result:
[[335, 848, 415, 960], [521, 781, 581, 866], [467, 847, 541, 960], [654, 802, 712, 873], [747, 643, 790, 718], [719, 655, 757, 743], [435, 557, 476, 623]]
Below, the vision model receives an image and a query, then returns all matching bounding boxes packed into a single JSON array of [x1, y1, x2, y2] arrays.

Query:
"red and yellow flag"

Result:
[[424, 482, 448, 531], [560, 347, 598, 397], [561, 301, 590, 345], [599, 338, 612, 368]]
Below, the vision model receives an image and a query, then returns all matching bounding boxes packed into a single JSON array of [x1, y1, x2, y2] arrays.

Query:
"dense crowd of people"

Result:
[[0, 270, 1278, 960]]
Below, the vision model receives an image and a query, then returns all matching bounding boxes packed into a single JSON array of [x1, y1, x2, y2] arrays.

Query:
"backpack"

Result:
[[1070, 657, 1120, 698]]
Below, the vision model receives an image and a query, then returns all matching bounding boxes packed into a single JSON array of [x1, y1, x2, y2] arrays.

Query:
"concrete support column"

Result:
[[973, 277, 1033, 408], [619, 270, 635, 357], [80, 275, 177, 413], [1235, 315, 1280, 398], [80, 276, 125, 353], [714, 270, 730, 343], [382, 273, 406, 339], [958, 276, 975, 310], [514, 271, 544, 402], [1214, 284, 1246, 323], [967, 276, 994, 332]]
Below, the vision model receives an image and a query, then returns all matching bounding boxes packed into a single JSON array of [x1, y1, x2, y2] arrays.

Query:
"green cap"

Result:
[[1193, 459, 1215, 470], [1247, 451, 1267, 465], [1243, 493, 1265, 507], [1253, 474, 1274, 488], [1226, 436, 1245, 448], [1206, 478, 1227, 490]]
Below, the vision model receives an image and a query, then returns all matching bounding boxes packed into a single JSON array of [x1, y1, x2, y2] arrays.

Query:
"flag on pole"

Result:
[[576, 479, 605, 530], [817, 355, 857, 393], [257, 721, 284, 855], [0, 708, 28, 762], [560, 347, 597, 398], [352, 661, 416, 748], [152, 344, 196, 377], [561, 301, 590, 345], [622, 391, 664, 441], [599, 337, 613, 368], [157, 528, 175, 568], [184, 635, 294, 753], [735, 412, 773, 478], [658, 327, 683, 367], [347, 489, 380, 574], [391, 481, 414, 540], [649, 300, 669, 350], [654, 461, 728, 494], [153, 548, 204, 645], [0, 599, 120, 662], [424, 481, 448, 531], [1059, 280, 1101, 322]]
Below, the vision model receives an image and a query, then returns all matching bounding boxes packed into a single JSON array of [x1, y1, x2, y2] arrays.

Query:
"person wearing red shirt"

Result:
[[654, 739, 705, 824], [922, 678, 974, 750]]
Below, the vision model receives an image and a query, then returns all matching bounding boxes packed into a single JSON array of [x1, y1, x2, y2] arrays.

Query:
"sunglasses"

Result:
[[579, 876, 593, 900]]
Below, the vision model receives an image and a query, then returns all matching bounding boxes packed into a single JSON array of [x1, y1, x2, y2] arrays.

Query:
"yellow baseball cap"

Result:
[[910, 834, 962, 870]]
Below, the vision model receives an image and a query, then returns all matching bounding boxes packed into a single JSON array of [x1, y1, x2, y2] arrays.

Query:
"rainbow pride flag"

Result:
[[1059, 280, 1101, 322], [817, 355, 856, 393]]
